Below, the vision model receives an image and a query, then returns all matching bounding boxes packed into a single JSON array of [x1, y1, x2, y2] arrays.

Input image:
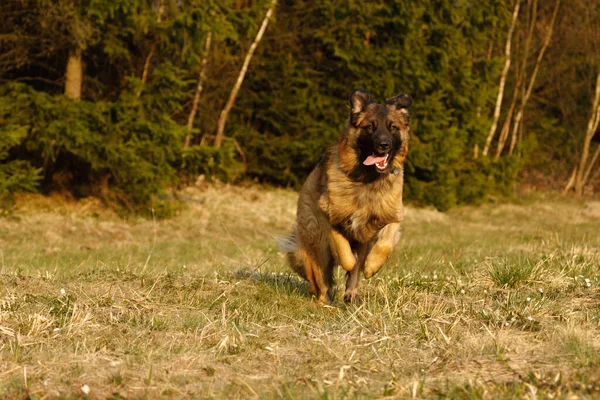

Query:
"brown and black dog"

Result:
[[281, 89, 412, 303]]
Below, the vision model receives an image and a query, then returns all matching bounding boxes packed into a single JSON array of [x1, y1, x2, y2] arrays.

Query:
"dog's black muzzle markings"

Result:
[[373, 130, 392, 154], [368, 129, 394, 172]]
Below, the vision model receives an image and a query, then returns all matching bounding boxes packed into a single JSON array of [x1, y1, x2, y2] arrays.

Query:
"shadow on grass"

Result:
[[233, 268, 360, 308], [233, 268, 313, 299]]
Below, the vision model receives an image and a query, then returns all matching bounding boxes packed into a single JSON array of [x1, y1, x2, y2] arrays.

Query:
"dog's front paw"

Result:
[[339, 252, 356, 272], [363, 264, 377, 279], [363, 243, 391, 278], [363, 257, 381, 278], [363, 258, 385, 279]]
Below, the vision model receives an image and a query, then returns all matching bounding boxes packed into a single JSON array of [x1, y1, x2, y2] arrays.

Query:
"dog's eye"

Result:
[[391, 125, 399, 133], [366, 123, 376, 133]]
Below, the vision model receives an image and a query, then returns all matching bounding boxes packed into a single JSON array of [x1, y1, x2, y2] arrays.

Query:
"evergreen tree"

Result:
[[1, 0, 597, 213]]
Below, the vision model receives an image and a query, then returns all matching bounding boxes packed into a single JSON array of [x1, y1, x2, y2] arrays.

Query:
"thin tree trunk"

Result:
[[214, 0, 277, 148], [137, 1, 164, 98], [590, 160, 600, 185], [494, 28, 526, 162], [482, 1, 520, 158], [513, 0, 536, 158], [136, 46, 155, 98], [495, 0, 534, 160], [574, 68, 600, 195], [494, 74, 522, 162], [508, 0, 560, 156], [562, 165, 577, 194], [64, 48, 82, 100], [582, 144, 600, 185], [184, 32, 212, 149], [157, 0, 165, 23]]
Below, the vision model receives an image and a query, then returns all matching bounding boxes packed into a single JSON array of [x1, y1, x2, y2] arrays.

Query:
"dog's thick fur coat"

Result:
[[285, 89, 412, 303]]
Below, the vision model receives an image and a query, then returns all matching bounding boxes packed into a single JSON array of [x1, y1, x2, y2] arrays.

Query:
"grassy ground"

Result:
[[1, 184, 600, 399]]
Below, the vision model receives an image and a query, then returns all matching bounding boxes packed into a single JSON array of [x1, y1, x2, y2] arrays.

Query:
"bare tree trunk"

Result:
[[137, 1, 164, 98], [494, 71, 523, 162], [157, 0, 165, 22], [582, 144, 600, 185], [574, 68, 600, 196], [184, 32, 212, 149], [508, 0, 560, 156], [136, 46, 155, 98], [214, 0, 277, 148], [482, 1, 520, 158], [511, 0, 535, 159], [590, 159, 600, 185], [494, 0, 535, 160], [562, 165, 577, 194], [64, 48, 83, 100]]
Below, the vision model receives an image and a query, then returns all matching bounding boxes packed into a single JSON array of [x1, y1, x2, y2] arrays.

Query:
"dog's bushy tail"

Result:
[[277, 229, 306, 280]]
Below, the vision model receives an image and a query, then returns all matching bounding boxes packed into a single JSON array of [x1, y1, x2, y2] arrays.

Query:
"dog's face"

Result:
[[339, 89, 412, 180]]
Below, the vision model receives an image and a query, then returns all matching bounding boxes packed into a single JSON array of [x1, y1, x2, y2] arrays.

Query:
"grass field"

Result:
[[1, 184, 600, 399]]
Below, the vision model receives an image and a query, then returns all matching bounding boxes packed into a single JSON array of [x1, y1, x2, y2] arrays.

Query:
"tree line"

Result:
[[1, 0, 599, 215]]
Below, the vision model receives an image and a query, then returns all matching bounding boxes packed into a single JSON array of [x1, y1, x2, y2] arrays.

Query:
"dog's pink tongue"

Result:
[[363, 155, 386, 166]]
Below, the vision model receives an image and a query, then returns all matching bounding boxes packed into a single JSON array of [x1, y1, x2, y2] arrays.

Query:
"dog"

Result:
[[281, 89, 412, 303]]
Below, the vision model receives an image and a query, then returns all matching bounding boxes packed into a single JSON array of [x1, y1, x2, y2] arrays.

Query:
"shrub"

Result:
[[0, 83, 244, 216]]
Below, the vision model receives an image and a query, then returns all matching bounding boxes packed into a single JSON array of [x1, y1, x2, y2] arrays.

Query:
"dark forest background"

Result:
[[1, 0, 599, 215]]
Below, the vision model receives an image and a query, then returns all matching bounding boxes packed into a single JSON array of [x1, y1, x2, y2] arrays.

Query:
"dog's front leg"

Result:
[[329, 229, 356, 272], [363, 222, 401, 279], [344, 243, 370, 303]]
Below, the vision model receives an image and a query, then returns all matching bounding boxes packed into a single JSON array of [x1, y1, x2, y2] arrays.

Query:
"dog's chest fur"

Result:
[[322, 166, 403, 243]]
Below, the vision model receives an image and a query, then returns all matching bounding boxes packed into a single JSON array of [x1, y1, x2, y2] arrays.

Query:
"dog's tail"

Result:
[[276, 230, 297, 253], [277, 229, 307, 280]]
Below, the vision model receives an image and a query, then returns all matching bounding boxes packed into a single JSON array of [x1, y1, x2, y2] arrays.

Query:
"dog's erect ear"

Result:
[[386, 93, 412, 110], [349, 89, 371, 124]]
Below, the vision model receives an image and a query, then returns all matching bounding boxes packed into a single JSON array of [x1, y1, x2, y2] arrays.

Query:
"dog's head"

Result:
[[338, 89, 412, 180]]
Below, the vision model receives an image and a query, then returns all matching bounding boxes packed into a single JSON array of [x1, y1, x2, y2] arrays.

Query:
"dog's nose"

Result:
[[376, 140, 390, 153]]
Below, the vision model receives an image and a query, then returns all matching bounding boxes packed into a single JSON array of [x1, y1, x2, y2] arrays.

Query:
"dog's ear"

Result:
[[386, 93, 412, 110], [349, 89, 371, 125]]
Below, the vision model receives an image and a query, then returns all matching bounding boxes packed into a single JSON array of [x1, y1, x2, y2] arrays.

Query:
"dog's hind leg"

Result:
[[301, 250, 333, 304]]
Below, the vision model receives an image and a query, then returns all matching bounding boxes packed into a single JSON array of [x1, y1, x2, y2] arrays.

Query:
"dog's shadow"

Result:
[[233, 268, 357, 306], [233, 268, 314, 299]]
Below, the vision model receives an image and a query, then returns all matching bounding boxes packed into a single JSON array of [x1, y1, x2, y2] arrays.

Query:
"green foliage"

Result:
[[182, 142, 246, 183], [0, 91, 42, 196], [0, 161, 41, 196], [0, 83, 181, 212], [233, 0, 515, 209], [0, 83, 243, 215], [0, 0, 245, 215], [0, 0, 582, 213]]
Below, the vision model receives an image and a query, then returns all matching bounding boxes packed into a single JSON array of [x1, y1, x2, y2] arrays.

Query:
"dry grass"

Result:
[[1, 185, 600, 399]]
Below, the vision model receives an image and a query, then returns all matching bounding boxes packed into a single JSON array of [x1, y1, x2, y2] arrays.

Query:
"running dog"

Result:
[[282, 89, 412, 303]]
